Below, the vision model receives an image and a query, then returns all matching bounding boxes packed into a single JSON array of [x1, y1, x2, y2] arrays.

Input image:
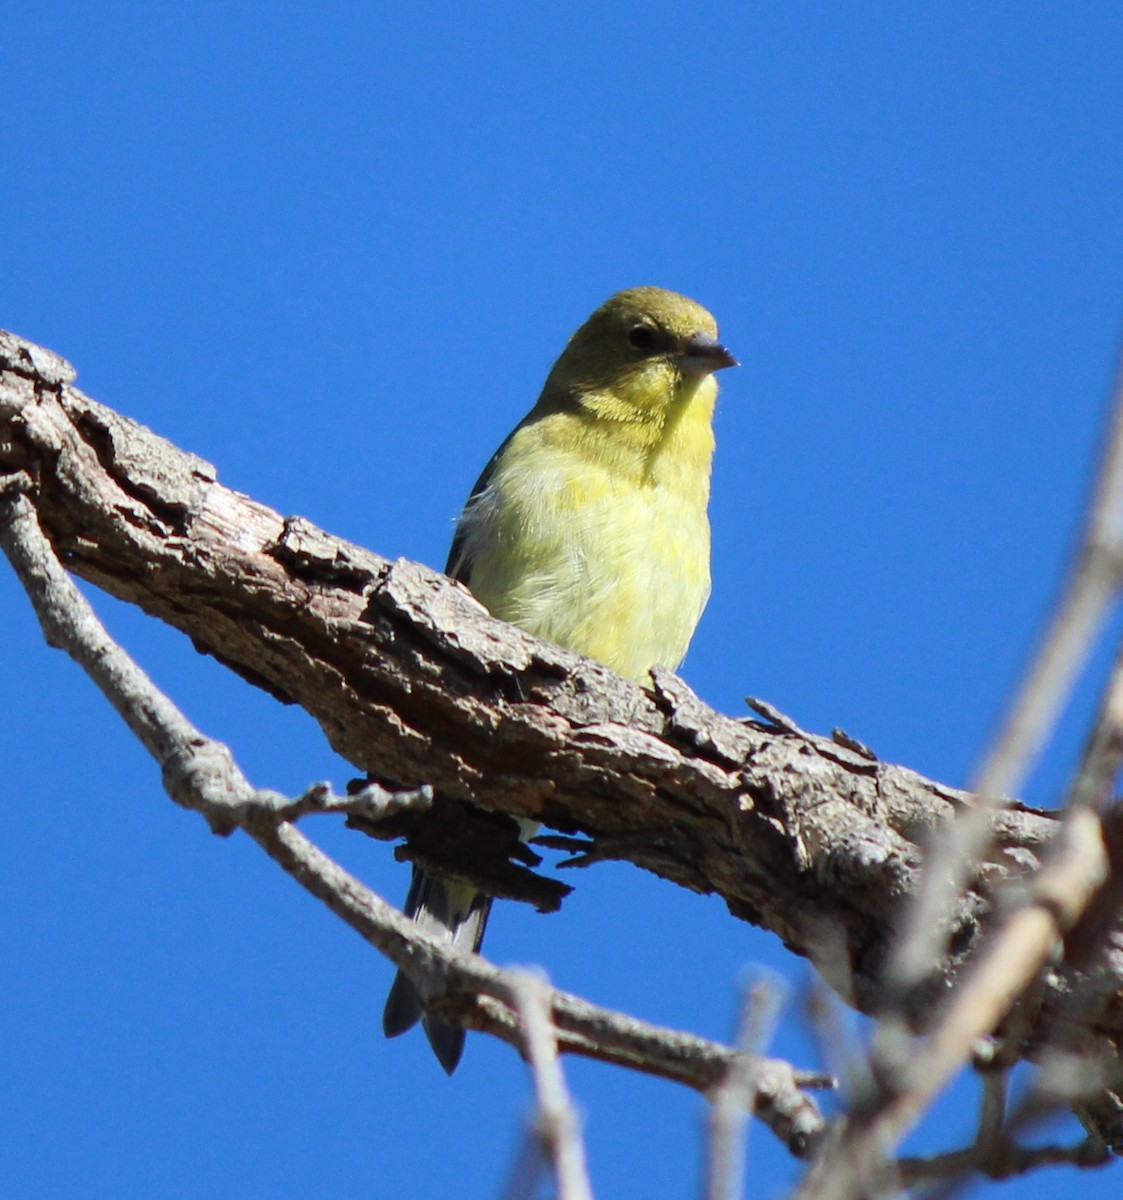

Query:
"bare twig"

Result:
[[890, 331, 1123, 1000], [744, 696, 813, 738], [898, 1135, 1110, 1191], [797, 805, 1110, 1200], [981, 329, 1123, 800], [895, 1062, 1109, 1199], [804, 980, 875, 1115], [1065, 640, 1123, 812], [977, 1064, 1009, 1150], [0, 483, 829, 1157], [703, 977, 784, 1200], [502, 972, 594, 1200], [259, 780, 434, 825]]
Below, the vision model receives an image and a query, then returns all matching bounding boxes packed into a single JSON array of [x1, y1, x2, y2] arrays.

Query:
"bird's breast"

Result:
[[457, 414, 713, 683]]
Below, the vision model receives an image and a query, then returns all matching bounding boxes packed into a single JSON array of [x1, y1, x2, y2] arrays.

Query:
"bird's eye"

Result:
[[628, 325, 658, 351]]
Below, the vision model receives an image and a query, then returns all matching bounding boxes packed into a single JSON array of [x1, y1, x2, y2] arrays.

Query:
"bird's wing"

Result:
[[444, 431, 514, 584]]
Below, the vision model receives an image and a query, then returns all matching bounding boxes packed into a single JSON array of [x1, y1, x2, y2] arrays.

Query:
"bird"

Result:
[[382, 286, 736, 1072]]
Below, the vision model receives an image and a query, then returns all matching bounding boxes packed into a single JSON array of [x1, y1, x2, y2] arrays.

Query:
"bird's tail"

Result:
[[382, 866, 492, 1074]]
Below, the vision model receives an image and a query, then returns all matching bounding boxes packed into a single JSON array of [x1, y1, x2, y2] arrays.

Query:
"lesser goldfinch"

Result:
[[383, 286, 736, 1072]]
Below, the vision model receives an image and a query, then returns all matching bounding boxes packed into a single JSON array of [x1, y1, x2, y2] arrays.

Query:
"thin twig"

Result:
[[889, 330, 1123, 1000], [1064, 639, 1123, 811], [250, 780, 434, 826], [805, 970, 874, 1101], [977, 1064, 1009, 1150], [796, 805, 1110, 1200], [502, 972, 595, 1200], [899, 1063, 1010, 1200], [744, 696, 812, 738], [703, 977, 784, 1200], [898, 1135, 1110, 1191]]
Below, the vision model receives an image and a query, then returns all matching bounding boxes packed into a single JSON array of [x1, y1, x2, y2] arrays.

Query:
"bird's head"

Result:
[[541, 286, 737, 425]]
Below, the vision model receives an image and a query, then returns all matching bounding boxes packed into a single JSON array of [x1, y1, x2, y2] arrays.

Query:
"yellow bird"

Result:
[[383, 286, 736, 1071]]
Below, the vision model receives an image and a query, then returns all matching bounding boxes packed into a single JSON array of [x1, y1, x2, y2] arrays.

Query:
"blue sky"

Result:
[[2, 4, 1122, 1197]]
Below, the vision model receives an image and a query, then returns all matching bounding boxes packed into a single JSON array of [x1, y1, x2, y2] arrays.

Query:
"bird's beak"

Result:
[[679, 331, 739, 375]]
